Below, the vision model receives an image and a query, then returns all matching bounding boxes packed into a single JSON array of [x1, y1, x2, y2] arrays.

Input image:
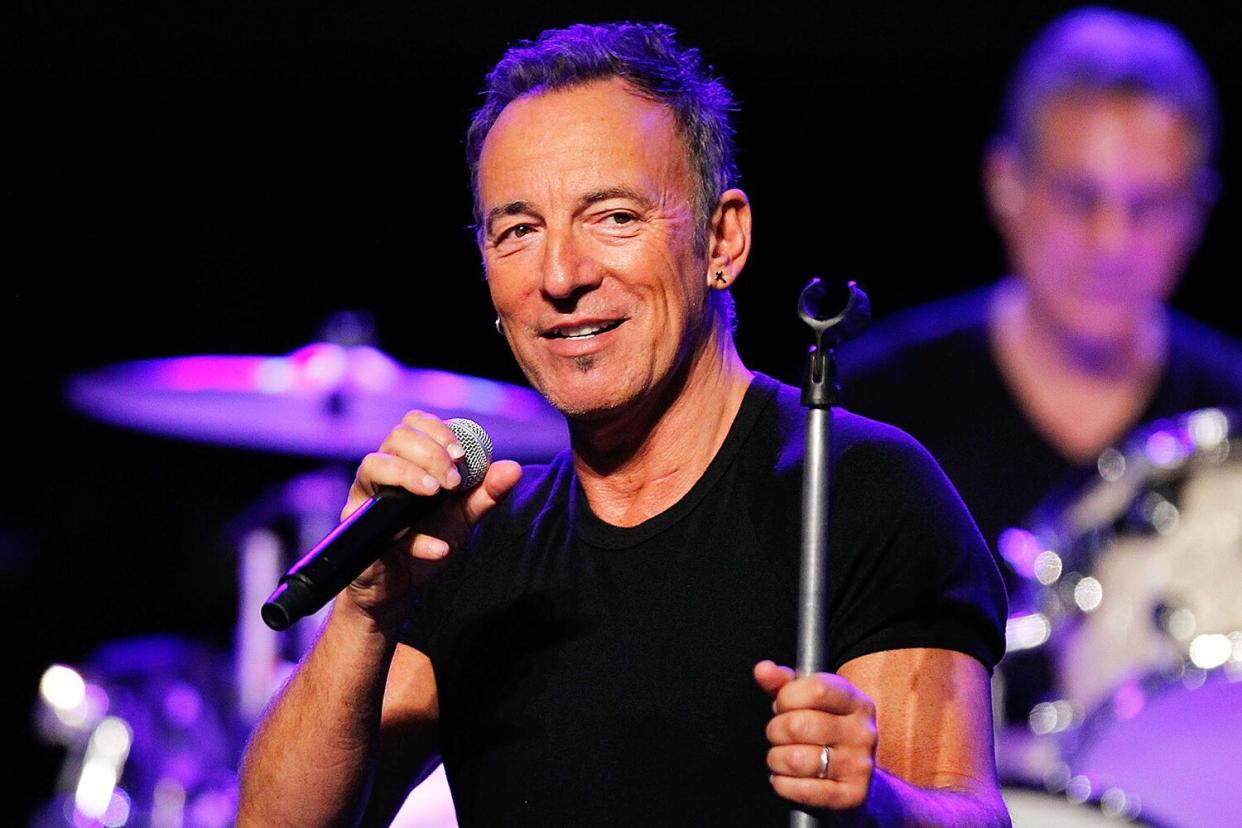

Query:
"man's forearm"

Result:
[[236, 603, 400, 827]]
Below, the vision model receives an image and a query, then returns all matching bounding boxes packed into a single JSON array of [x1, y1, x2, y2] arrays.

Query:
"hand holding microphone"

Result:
[[262, 413, 523, 631]]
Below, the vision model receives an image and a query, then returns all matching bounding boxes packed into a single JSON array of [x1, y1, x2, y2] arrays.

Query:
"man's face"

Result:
[[991, 93, 1207, 344], [477, 78, 712, 418]]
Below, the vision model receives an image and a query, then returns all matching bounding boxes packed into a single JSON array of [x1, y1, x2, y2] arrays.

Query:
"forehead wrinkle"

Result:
[[579, 186, 657, 211], [480, 79, 696, 231]]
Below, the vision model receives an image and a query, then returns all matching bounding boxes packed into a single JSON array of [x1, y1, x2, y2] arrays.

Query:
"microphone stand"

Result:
[[792, 278, 870, 828]]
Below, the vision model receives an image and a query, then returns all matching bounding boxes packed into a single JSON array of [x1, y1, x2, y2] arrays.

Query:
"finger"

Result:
[[766, 744, 837, 780], [345, 452, 446, 518], [774, 672, 872, 717], [753, 660, 797, 697], [373, 460, 523, 561], [396, 411, 471, 478], [379, 423, 464, 489], [769, 774, 869, 812], [398, 410, 461, 453], [765, 709, 843, 748], [408, 533, 452, 562], [459, 460, 523, 526]]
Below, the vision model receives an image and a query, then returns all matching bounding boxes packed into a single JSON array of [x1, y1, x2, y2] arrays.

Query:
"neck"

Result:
[[569, 326, 752, 527], [992, 278, 1167, 383]]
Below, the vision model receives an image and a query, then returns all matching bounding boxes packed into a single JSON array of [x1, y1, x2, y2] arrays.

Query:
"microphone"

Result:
[[261, 418, 493, 631]]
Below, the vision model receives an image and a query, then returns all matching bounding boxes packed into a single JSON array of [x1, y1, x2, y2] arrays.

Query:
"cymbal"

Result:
[[65, 342, 569, 462]]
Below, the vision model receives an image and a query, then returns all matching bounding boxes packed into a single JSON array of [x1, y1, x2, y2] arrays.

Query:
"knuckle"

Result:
[[839, 748, 873, 781], [357, 452, 387, 479], [862, 722, 878, 751], [840, 780, 869, 809], [401, 409, 430, 426], [379, 424, 411, 453], [809, 679, 833, 707], [788, 711, 820, 743]]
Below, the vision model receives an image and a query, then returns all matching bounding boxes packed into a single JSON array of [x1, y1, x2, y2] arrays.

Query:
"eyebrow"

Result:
[[484, 200, 533, 237], [483, 187, 657, 237]]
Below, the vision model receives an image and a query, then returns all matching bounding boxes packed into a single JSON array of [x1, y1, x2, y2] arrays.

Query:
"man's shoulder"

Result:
[[1154, 310, 1242, 414], [761, 376, 945, 476], [1169, 311, 1242, 377], [837, 286, 993, 383]]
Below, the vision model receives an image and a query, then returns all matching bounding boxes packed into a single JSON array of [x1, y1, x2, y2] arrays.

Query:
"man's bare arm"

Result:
[[236, 601, 440, 827], [758, 647, 1010, 827], [236, 410, 522, 827]]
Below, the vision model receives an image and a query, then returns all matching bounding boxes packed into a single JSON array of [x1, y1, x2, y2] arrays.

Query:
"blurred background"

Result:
[[5, 1, 1241, 823]]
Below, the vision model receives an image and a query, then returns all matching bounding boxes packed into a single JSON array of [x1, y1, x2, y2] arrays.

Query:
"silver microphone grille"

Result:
[[446, 418, 493, 489]]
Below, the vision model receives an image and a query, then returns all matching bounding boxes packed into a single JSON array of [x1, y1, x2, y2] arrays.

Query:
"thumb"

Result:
[[461, 460, 523, 526], [753, 659, 797, 697]]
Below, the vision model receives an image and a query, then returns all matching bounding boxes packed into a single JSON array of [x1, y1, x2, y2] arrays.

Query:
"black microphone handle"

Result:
[[261, 486, 440, 631]]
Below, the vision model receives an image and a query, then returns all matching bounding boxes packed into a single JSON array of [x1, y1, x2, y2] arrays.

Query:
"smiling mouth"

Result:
[[542, 319, 627, 340]]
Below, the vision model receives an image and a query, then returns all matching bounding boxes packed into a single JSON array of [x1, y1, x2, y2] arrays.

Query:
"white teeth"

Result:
[[555, 322, 616, 339]]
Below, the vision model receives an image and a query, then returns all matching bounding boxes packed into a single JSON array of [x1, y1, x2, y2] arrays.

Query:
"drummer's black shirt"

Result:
[[838, 287, 1242, 566], [402, 373, 1007, 826]]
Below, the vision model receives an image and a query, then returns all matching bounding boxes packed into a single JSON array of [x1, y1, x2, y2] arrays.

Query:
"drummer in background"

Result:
[[837, 4, 1242, 737]]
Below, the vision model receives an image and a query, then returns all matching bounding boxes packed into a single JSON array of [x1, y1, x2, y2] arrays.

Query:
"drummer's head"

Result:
[[984, 7, 1220, 345]]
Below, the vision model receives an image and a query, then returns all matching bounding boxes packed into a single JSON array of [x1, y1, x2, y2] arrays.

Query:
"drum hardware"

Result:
[[63, 336, 569, 464], [996, 408, 1242, 827], [32, 636, 244, 828]]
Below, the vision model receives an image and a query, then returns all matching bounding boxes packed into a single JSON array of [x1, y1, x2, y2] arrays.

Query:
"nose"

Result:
[[1088, 198, 1134, 256], [541, 226, 603, 303]]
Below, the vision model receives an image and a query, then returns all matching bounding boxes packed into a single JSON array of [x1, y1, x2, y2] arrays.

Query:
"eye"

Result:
[[1048, 179, 1099, 215], [595, 211, 641, 233], [497, 223, 535, 243]]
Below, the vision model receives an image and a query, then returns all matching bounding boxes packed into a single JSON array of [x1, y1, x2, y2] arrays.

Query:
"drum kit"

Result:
[[32, 331, 568, 828], [995, 407, 1242, 827]]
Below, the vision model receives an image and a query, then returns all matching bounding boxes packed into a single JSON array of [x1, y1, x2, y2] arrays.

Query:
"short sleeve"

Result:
[[825, 421, 1009, 673]]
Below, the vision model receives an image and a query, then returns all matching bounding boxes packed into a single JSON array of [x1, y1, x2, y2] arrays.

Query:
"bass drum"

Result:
[[1061, 667, 1242, 828], [1002, 783, 1163, 828]]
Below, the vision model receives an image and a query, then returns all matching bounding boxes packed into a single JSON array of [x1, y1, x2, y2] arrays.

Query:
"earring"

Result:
[[714, 271, 728, 285]]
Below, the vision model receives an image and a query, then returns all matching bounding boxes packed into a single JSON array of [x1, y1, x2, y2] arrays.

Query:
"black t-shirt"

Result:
[[404, 373, 1007, 826]]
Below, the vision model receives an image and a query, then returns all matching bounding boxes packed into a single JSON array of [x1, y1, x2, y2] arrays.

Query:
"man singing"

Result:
[[238, 22, 1009, 826]]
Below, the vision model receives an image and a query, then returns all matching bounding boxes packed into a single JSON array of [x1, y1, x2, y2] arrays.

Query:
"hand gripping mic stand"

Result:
[[792, 278, 870, 828]]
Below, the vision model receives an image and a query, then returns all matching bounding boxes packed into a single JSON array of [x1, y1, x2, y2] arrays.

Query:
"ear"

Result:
[[983, 141, 1027, 230], [705, 188, 752, 290]]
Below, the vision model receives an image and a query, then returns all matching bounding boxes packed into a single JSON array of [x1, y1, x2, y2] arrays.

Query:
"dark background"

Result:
[[5, 1, 1241, 821]]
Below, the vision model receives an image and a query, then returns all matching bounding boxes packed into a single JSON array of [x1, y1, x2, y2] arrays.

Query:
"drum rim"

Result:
[[1025, 406, 1239, 571], [999, 778, 1170, 827], [1054, 665, 1242, 828]]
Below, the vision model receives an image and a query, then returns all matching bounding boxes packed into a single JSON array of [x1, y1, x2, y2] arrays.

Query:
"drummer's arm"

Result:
[[236, 602, 440, 827]]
